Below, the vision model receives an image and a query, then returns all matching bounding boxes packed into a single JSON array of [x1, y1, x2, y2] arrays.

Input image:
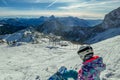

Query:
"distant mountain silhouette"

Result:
[[0, 24, 26, 35]]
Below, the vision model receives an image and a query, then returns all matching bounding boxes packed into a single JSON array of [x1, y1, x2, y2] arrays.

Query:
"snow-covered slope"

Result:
[[92, 35, 120, 80], [86, 27, 120, 44], [0, 27, 39, 44], [0, 38, 79, 80], [0, 34, 120, 80]]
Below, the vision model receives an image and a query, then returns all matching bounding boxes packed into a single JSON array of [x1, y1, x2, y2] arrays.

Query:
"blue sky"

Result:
[[0, 0, 120, 19]]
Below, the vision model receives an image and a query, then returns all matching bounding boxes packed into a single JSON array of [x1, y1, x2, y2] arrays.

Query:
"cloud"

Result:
[[0, 8, 104, 19], [32, 0, 80, 3], [22, 0, 80, 3], [0, 0, 119, 19], [46, 0, 80, 8], [58, 0, 120, 10], [47, 0, 58, 8]]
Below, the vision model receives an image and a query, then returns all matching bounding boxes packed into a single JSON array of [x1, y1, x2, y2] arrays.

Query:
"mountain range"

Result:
[[0, 7, 120, 44], [36, 7, 120, 43], [0, 16, 102, 27]]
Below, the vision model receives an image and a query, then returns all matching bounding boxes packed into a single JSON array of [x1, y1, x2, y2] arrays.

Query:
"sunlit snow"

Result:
[[0, 34, 120, 80]]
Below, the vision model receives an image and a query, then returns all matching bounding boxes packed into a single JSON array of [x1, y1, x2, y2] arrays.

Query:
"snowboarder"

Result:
[[77, 45, 106, 80], [48, 45, 106, 80]]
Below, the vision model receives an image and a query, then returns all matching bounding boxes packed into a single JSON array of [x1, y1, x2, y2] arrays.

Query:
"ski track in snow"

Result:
[[0, 35, 120, 80]]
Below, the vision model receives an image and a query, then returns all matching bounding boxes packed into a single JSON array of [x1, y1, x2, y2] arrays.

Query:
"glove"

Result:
[[58, 66, 67, 74]]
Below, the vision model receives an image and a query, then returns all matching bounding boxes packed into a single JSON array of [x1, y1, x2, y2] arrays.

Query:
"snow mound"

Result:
[[0, 28, 42, 46]]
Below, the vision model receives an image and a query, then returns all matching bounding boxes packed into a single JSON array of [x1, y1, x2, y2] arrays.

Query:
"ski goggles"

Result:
[[78, 49, 93, 60], [77, 46, 93, 54]]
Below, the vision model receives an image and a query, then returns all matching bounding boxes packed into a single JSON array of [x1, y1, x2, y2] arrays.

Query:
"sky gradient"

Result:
[[0, 0, 120, 19]]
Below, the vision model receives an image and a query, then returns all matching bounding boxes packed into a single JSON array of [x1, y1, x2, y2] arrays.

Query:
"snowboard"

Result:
[[48, 66, 67, 80]]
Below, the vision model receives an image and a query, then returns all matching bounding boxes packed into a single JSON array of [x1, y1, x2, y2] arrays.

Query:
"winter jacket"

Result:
[[62, 56, 106, 80], [78, 56, 106, 80]]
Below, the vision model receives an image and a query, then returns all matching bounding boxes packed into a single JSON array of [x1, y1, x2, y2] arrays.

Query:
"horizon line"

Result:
[[0, 15, 104, 20]]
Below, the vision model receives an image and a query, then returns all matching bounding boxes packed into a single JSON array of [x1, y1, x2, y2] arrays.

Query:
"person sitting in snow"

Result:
[[59, 45, 106, 80]]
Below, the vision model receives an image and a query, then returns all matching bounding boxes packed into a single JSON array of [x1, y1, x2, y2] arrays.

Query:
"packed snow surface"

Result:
[[0, 35, 120, 80]]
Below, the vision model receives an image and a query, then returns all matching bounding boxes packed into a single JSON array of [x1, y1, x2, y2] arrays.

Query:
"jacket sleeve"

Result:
[[97, 57, 106, 72], [62, 70, 78, 80]]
